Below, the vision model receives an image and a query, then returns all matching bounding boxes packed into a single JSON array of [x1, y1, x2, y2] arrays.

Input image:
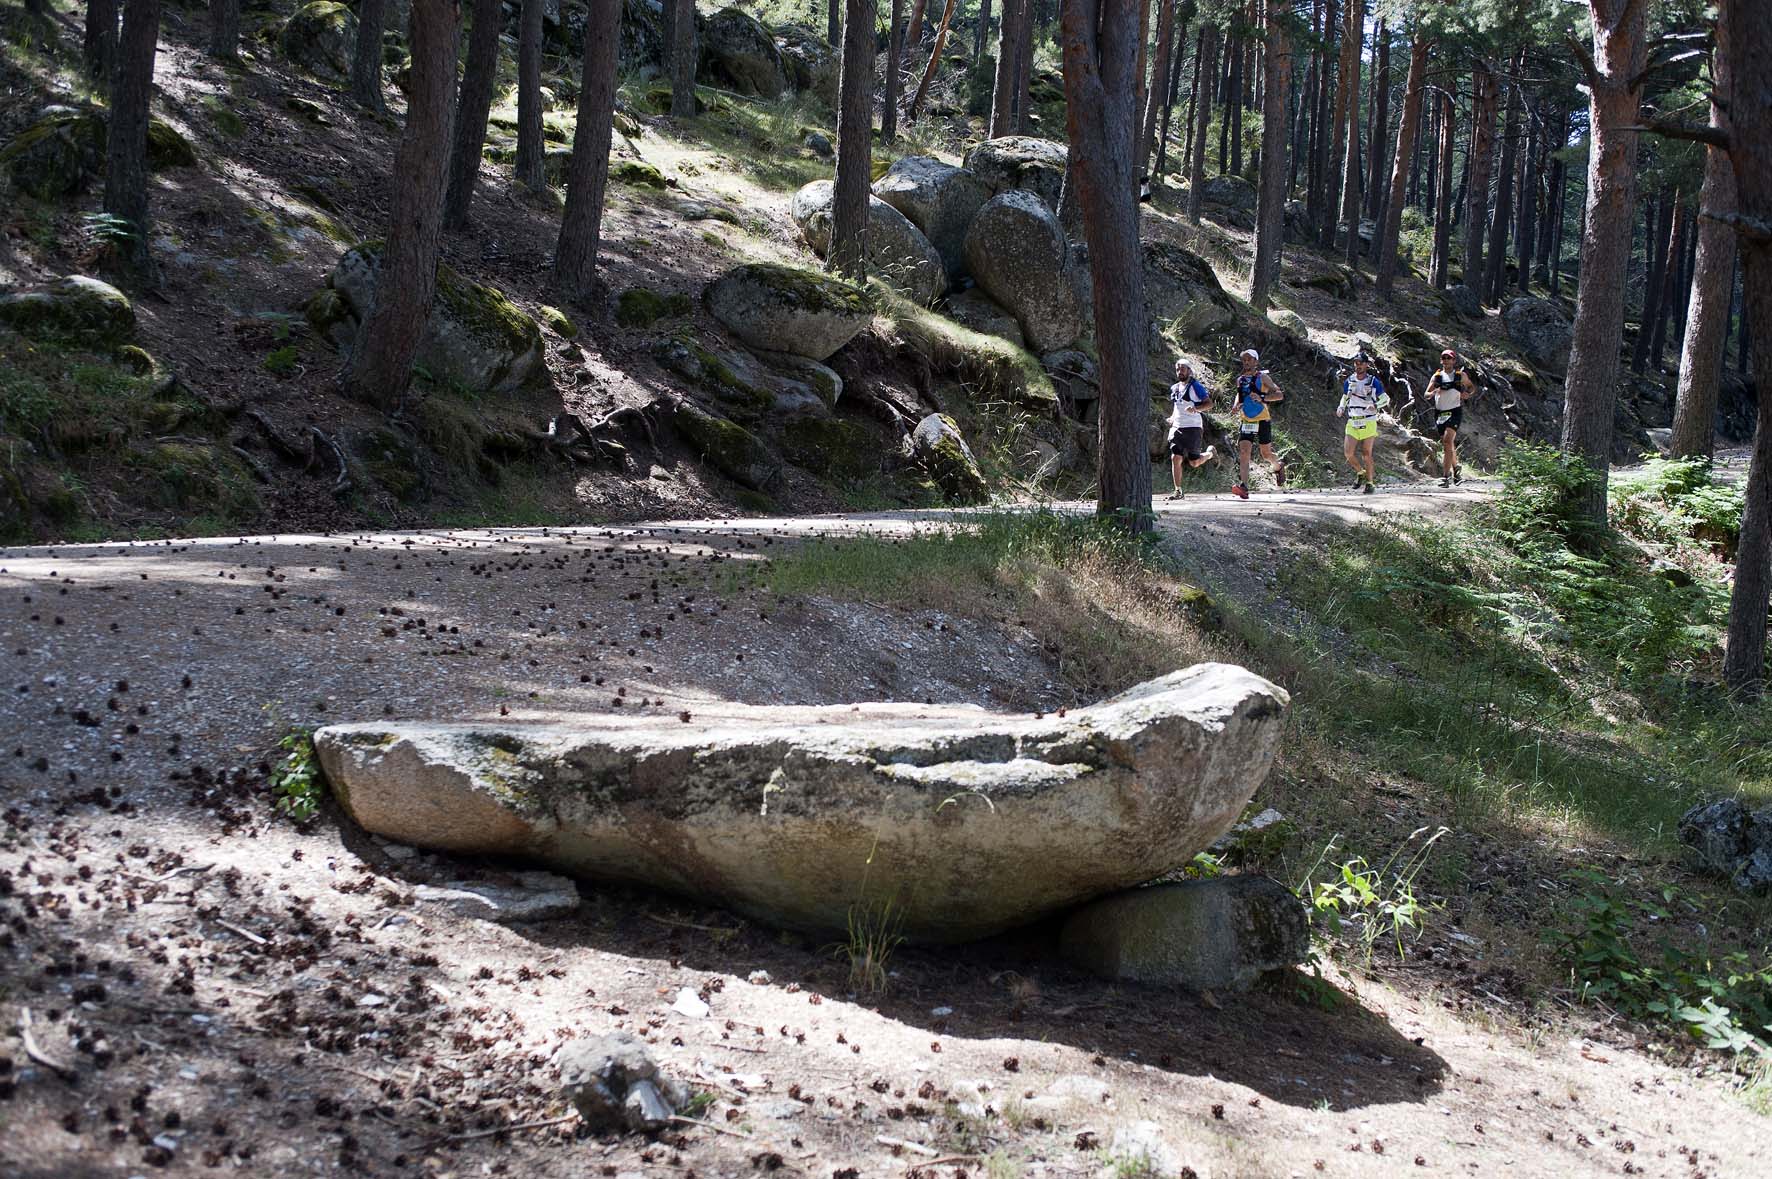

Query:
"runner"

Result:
[[1230, 349, 1285, 500], [1336, 353, 1389, 495], [1429, 348, 1477, 486], [1165, 358, 1217, 499]]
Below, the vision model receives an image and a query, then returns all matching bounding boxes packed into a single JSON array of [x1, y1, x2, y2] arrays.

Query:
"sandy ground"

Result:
[[4, 488, 1768, 1177]]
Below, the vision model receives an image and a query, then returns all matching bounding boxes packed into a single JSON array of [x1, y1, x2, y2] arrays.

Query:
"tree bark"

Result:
[[669, 0, 697, 118], [346, 0, 460, 410], [515, 0, 548, 187], [85, 0, 120, 96], [1014, 0, 1035, 131], [1671, 12, 1736, 459], [1323, 0, 1358, 248], [1186, 24, 1218, 222], [828, 0, 840, 46], [1339, 4, 1362, 268], [1430, 88, 1455, 287], [1560, 0, 1648, 529], [351, 0, 389, 112], [553, 0, 621, 305], [1483, 53, 1523, 303], [1364, 15, 1388, 223], [1139, 0, 1179, 183], [443, 0, 503, 230], [977, 0, 993, 60], [1250, 0, 1290, 310], [1649, 200, 1687, 367], [908, 0, 960, 122], [884, 0, 905, 141], [1374, 25, 1426, 298], [1463, 60, 1498, 296], [208, 0, 238, 61], [102, 0, 161, 281], [991, 0, 1021, 136], [1548, 150, 1567, 295], [830, 0, 876, 279], [1062, 0, 1152, 532], [1154, 7, 1190, 183], [1632, 194, 1672, 372], [1515, 106, 1539, 292]]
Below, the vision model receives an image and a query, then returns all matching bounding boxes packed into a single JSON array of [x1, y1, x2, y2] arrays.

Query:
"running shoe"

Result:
[[1438, 476, 1451, 487], [1453, 466, 1464, 484], [1166, 489, 1184, 500], [1363, 481, 1375, 495], [1231, 482, 1249, 500], [1352, 471, 1366, 489]]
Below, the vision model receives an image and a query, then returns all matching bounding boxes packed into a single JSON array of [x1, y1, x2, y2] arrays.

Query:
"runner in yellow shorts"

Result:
[[1336, 353, 1389, 495]]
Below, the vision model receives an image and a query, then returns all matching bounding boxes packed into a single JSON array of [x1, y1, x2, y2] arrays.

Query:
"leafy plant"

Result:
[[1299, 827, 1447, 963], [270, 727, 324, 822], [262, 345, 298, 376]]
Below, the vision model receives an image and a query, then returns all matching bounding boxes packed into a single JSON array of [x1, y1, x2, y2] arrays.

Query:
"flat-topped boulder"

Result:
[[315, 664, 1289, 942], [704, 262, 873, 361], [962, 136, 1069, 210]]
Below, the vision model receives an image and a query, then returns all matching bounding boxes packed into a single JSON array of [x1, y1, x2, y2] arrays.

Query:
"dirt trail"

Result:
[[3, 487, 1766, 1178]]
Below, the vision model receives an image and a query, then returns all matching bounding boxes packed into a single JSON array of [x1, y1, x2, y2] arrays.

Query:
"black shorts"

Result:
[[1237, 418, 1273, 446], [1168, 425, 1205, 458], [1434, 406, 1463, 434]]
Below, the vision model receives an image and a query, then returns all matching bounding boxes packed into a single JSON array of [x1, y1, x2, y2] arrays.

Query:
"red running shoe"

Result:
[[1231, 483, 1249, 500]]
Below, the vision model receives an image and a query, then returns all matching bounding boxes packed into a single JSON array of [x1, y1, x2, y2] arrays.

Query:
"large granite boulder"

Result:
[[773, 24, 839, 107], [0, 275, 135, 345], [1060, 875, 1309, 991], [699, 7, 786, 99], [1198, 175, 1258, 228], [962, 136, 1069, 210], [1, 107, 195, 199], [280, 1, 358, 82], [1678, 798, 1772, 894], [963, 190, 1084, 352], [327, 245, 544, 394], [670, 399, 782, 489], [872, 156, 992, 281], [704, 261, 874, 361], [316, 664, 1290, 942], [1503, 296, 1572, 374], [908, 412, 989, 504], [1446, 283, 1484, 320], [789, 180, 945, 305]]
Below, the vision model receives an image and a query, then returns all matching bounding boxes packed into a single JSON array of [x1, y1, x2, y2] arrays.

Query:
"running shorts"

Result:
[[1168, 425, 1205, 458], [1344, 417, 1378, 441], [1435, 406, 1463, 433], [1237, 418, 1273, 446]]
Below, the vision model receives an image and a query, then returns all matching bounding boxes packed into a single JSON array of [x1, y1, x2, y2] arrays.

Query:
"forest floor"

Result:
[[4, 481, 1769, 1178]]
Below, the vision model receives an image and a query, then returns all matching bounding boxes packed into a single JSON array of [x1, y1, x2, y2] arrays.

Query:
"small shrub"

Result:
[[262, 345, 298, 375], [270, 727, 324, 822]]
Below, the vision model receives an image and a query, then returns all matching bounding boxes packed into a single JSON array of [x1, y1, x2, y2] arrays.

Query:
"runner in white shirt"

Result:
[[1336, 353, 1389, 495], [1165, 358, 1217, 499], [1429, 348, 1477, 486]]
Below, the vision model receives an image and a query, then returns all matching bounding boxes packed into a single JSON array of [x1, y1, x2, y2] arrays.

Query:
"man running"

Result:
[[1336, 353, 1389, 495], [1230, 348, 1285, 500], [1429, 347, 1476, 486], [1166, 358, 1217, 499]]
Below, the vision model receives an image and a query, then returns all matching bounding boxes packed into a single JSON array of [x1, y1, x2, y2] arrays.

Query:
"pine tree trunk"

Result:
[[902, 0, 929, 92], [1560, 0, 1648, 529], [351, 0, 388, 112], [553, 0, 620, 305], [1548, 152, 1566, 295], [346, 0, 460, 410], [208, 0, 238, 61], [1650, 199, 1687, 370], [1227, 33, 1243, 176], [1308, 0, 1335, 237], [1374, 26, 1426, 298], [1339, 6, 1362, 268], [1217, 38, 1230, 174], [1724, 0, 1770, 694], [443, 0, 503, 230], [1463, 61, 1498, 295], [1516, 106, 1539, 293], [1670, 9, 1736, 461], [830, 0, 875, 279], [1632, 194, 1672, 372], [515, 0, 547, 187], [1139, 0, 1179, 183], [1154, 10, 1188, 183], [1430, 89, 1455, 288], [1061, 0, 1152, 532], [1323, 0, 1358, 247], [908, 0, 960, 122], [1483, 53, 1522, 302], [85, 0, 120, 96], [976, 0, 992, 59], [1364, 16, 1388, 223], [991, 0, 1020, 136], [1014, 0, 1034, 131], [669, 0, 697, 118], [1250, 0, 1290, 310], [828, 0, 840, 46], [1186, 25, 1218, 223], [1534, 109, 1563, 282], [884, 0, 905, 140], [102, 0, 161, 281]]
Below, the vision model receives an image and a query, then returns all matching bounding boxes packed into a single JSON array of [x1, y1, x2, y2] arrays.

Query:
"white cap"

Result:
[[1240, 348, 1259, 362], [1175, 357, 1193, 370]]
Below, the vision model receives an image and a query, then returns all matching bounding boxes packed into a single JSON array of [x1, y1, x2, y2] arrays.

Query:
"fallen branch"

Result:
[[438, 1113, 578, 1143], [669, 1115, 761, 1140], [209, 918, 268, 946], [311, 427, 351, 493], [19, 1007, 75, 1078], [876, 1134, 939, 1157]]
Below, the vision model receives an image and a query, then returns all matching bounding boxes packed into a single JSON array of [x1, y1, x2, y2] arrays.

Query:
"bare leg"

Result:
[[1362, 438, 1376, 484], [1260, 442, 1280, 479], [1444, 429, 1458, 476], [1238, 439, 1252, 485], [1343, 433, 1361, 477], [1170, 453, 1184, 490]]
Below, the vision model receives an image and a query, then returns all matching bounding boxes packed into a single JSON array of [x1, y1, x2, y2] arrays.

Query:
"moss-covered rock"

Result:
[[876, 286, 1056, 411], [115, 344, 156, 374], [654, 337, 773, 414], [539, 305, 578, 338], [146, 119, 197, 168], [0, 275, 135, 345], [616, 286, 694, 329], [356, 425, 426, 502], [672, 400, 781, 490], [0, 108, 198, 198], [1267, 308, 1309, 338], [328, 244, 544, 394], [285, 96, 333, 125], [610, 159, 668, 189], [704, 262, 873, 362], [779, 416, 879, 483], [125, 440, 259, 517], [304, 287, 353, 347], [280, 2, 358, 82], [907, 413, 989, 505]]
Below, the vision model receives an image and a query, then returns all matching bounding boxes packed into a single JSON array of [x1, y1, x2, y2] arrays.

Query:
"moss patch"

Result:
[[539, 305, 578, 338], [616, 287, 693, 329], [672, 401, 778, 490], [779, 417, 881, 484], [873, 285, 1056, 410], [611, 159, 668, 189]]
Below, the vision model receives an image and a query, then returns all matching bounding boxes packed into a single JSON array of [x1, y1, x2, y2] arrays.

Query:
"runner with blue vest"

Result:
[[1230, 349, 1285, 500], [1336, 353, 1389, 495], [1165, 358, 1218, 500]]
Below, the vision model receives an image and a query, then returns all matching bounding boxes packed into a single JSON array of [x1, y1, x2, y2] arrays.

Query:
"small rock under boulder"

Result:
[[558, 1031, 689, 1134], [703, 261, 873, 362], [940, 289, 1025, 348], [414, 870, 581, 923], [315, 664, 1290, 942], [789, 180, 945, 306], [1060, 875, 1308, 991]]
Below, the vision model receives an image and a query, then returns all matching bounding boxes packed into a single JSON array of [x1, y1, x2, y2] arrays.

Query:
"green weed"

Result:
[[270, 727, 324, 823], [1299, 827, 1447, 963], [835, 896, 905, 998]]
